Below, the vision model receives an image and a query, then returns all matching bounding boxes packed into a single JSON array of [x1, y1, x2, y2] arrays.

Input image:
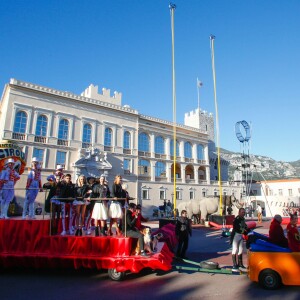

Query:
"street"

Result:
[[1, 219, 300, 300]]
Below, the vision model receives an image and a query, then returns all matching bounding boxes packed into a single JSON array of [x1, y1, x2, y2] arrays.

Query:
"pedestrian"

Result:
[[175, 209, 192, 259], [22, 157, 42, 220], [84, 177, 97, 235], [256, 204, 262, 223], [230, 207, 250, 271], [0, 158, 20, 219]]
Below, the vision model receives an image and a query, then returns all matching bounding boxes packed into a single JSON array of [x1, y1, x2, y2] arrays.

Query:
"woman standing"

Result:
[[109, 175, 123, 236], [74, 175, 90, 236], [91, 175, 110, 236]]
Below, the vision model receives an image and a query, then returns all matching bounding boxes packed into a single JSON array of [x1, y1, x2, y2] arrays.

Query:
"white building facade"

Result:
[[0, 79, 243, 216]]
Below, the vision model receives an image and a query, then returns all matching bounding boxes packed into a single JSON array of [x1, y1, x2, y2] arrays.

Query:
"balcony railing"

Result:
[[34, 136, 46, 143], [12, 132, 26, 140], [57, 139, 69, 146], [185, 157, 193, 163], [155, 153, 167, 159], [124, 170, 131, 175], [138, 151, 151, 157], [82, 142, 92, 149], [123, 149, 132, 155], [104, 146, 113, 152]]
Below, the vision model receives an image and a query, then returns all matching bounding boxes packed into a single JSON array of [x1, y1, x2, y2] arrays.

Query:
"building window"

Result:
[[56, 151, 66, 168], [104, 127, 112, 146], [82, 123, 92, 148], [202, 188, 206, 197], [197, 144, 204, 160], [159, 190, 166, 200], [142, 188, 149, 200], [170, 139, 179, 156], [32, 148, 44, 165], [155, 161, 166, 177], [155, 136, 165, 154], [278, 189, 283, 196], [176, 191, 182, 200], [184, 142, 192, 158], [138, 133, 149, 152], [123, 131, 131, 149], [123, 158, 131, 174], [189, 190, 195, 200], [138, 159, 150, 175], [288, 189, 293, 196], [35, 115, 47, 137], [58, 119, 69, 140], [214, 190, 218, 196], [13, 111, 27, 133]]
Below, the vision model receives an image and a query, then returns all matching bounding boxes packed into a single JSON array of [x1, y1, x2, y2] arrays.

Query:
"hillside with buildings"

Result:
[[221, 148, 300, 181]]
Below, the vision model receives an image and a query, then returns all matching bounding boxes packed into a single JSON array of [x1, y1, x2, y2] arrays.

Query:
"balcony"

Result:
[[82, 142, 92, 149], [57, 139, 69, 146], [155, 153, 167, 159], [12, 132, 26, 140], [124, 170, 131, 175], [185, 157, 193, 163], [104, 146, 113, 152], [123, 149, 132, 155], [34, 136, 47, 143], [138, 151, 151, 158]]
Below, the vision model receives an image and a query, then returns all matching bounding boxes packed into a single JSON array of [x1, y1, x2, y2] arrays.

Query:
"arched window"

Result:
[[13, 111, 27, 133], [155, 161, 166, 177], [138, 133, 149, 152], [197, 144, 204, 160], [82, 123, 92, 143], [104, 127, 112, 146], [123, 131, 131, 149], [35, 115, 48, 137], [58, 119, 69, 140], [184, 142, 192, 158], [155, 136, 165, 154], [170, 139, 179, 156], [138, 159, 150, 175]]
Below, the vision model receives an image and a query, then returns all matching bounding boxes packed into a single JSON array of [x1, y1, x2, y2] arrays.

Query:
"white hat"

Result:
[[5, 158, 15, 165], [56, 164, 64, 170], [32, 157, 39, 162]]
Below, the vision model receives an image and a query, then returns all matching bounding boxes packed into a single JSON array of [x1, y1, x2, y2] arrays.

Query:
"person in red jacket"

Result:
[[287, 213, 300, 252], [134, 204, 149, 231], [268, 214, 288, 248]]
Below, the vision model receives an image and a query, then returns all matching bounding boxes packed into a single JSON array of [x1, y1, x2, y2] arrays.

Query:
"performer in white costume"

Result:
[[22, 157, 42, 219], [0, 158, 20, 219]]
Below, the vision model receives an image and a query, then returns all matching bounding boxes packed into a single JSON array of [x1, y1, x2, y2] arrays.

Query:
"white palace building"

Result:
[[0, 78, 243, 216]]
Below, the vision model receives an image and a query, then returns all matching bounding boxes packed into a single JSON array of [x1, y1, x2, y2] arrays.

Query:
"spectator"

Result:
[[269, 214, 288, 248], [287, 214, 300, 252]]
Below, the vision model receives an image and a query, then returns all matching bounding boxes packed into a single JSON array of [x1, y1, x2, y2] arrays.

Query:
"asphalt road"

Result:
[[1, 219, 300, 300]]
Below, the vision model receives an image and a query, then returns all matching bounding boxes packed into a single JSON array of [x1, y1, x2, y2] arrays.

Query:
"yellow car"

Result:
[[248, 232, 300, 289]]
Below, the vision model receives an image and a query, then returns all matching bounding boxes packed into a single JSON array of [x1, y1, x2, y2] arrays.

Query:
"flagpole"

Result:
[[210, 34, 223, 215], [169, 3, 177, 217]]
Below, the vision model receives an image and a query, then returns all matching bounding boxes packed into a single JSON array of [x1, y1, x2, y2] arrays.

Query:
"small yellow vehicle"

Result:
[[247, 232, 300, 289]]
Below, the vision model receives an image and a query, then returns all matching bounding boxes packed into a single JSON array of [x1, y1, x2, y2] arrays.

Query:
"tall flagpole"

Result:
[[197, 78, 203, 130], [210, 34, 223, 215], [169, 3, 177, 217]]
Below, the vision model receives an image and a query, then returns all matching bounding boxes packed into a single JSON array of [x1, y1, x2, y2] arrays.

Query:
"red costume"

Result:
[[269, 218, 288, 248], [287, 222, 300, 252]]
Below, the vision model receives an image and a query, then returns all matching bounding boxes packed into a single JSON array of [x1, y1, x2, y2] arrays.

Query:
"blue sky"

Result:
[[1, 0, 300, 162]]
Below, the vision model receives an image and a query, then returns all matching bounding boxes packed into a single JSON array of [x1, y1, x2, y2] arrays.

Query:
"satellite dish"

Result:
[[235, 120, 251, 143]]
